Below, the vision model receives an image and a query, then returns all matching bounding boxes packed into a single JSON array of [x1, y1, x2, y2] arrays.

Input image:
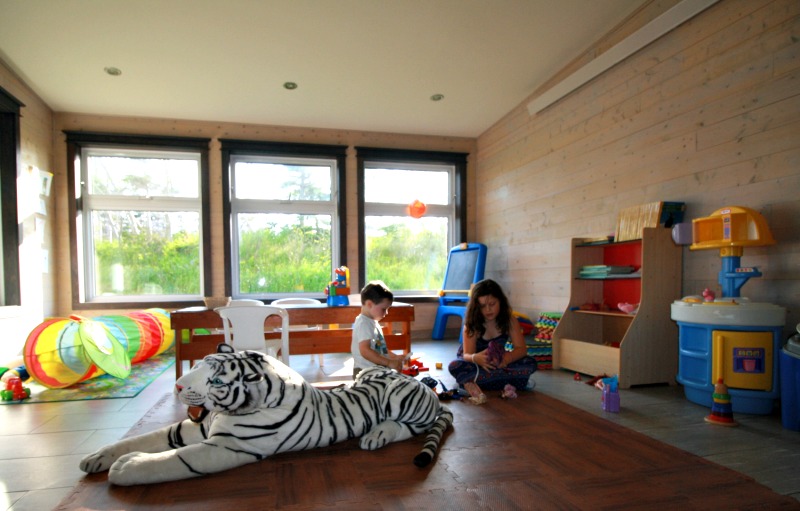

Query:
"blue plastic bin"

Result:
[[780, 335, 800, 431]]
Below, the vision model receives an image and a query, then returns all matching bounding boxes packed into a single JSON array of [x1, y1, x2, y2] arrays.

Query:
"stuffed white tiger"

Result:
[[80, 344, 453, 486]]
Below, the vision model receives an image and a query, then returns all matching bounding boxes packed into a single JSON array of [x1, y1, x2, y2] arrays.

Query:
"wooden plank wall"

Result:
[[475, 0, 799, 336]]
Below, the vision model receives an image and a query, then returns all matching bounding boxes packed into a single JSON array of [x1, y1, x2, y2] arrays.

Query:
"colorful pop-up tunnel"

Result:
[[23, 309, 173, 389]]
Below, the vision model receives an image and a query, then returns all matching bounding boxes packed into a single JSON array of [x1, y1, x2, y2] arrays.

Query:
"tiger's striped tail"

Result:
[[413, 404, 453, 467]]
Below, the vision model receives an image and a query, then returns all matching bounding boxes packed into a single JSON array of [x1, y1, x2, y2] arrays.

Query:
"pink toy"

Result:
[[501, 384, 518, 399], [702, 288, 715, 302]]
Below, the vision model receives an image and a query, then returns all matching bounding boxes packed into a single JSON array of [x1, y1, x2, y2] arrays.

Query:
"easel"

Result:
[[431, 243, 487, 342]]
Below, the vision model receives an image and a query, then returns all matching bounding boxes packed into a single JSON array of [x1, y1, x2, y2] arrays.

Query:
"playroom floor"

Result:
[[1, 339, 798, 510]]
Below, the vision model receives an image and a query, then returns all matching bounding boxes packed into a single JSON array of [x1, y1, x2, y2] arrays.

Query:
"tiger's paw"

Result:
[[79, 446, 124, 474], [107, 452, 166, 486], [359, 421, 407, 450]]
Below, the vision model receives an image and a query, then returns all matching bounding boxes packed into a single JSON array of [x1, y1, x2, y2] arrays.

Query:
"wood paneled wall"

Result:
[[475, 0, 799, 336]]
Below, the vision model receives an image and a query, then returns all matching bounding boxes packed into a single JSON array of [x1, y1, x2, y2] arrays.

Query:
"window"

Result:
[[65, 132, 211, 307], [356, 147, 467, 296], [220, 140, 347, 299], [0, 87, 23, 306]]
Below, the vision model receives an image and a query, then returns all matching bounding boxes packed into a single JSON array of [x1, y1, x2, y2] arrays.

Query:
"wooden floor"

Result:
[[56, 384, 798, 510], [3, 339, 797, 510]]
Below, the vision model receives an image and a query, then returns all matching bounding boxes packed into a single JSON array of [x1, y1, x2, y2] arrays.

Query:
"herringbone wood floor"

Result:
[[55, 368, 799, 510]]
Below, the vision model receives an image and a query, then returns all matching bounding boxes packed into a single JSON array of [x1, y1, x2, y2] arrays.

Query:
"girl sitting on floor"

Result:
[[448, 279, 537, 394]]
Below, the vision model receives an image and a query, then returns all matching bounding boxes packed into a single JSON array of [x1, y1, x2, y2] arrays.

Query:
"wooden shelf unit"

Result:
[[552, 227, 683, 388]]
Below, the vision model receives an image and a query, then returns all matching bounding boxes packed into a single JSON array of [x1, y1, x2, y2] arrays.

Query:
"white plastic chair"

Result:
[[215, 305, 290, 365], [272, 298, 325, 366], [228, 299, 264, 306]]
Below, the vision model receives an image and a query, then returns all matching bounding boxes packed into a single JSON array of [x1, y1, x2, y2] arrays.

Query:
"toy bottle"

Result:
[[601, 376, 620, 412]]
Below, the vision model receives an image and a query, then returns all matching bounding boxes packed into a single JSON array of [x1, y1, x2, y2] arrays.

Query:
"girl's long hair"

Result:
[[463, 279, 512, 339]]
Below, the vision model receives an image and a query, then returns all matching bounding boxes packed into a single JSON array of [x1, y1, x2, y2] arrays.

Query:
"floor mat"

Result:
[[1, 350, 174, 404]]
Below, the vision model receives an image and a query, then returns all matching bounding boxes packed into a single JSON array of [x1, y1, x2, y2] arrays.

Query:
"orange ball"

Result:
[[407, 199, 427, 218]]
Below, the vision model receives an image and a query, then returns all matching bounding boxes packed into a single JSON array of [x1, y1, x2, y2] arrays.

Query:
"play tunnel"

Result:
[[23, 308, 174, 389]]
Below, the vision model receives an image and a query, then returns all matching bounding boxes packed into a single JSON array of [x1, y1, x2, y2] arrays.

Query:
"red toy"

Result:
[[401, 357, 429, 376], [1, 376, 31, 401]]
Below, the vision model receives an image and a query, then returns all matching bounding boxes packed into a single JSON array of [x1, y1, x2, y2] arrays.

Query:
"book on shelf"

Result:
[[579, 265, 636, 278], [613, 201, 685, 242]]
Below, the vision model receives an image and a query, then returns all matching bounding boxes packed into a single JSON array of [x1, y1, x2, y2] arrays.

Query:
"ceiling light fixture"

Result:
[[430, 94, 444, 101], [104, 66, 122, 76], [284, 82, 298, 90]]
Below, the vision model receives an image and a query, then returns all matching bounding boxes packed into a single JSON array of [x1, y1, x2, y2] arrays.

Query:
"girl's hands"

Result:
[[472, 351, 497, 371]]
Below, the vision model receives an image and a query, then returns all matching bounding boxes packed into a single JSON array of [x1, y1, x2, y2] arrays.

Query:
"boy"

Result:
[[351, 281, 407, 378]]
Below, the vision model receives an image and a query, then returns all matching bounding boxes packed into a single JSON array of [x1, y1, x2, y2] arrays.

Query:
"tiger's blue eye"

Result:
[[211, 378, 224, 386]]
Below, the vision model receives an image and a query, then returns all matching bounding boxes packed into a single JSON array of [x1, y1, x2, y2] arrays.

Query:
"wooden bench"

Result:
[[169, 302, 414, 378]]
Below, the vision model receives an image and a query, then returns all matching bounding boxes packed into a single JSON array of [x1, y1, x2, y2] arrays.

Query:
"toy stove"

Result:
[[671, 207, 786, 414]]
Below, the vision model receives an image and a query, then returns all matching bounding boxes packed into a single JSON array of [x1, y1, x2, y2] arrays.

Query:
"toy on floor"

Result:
[[600, 376, 620, 413], [705, 378, 738, 427], [434, 380, 468, 401], [80, 345, 453, 485], [402, 356, 429, 376], [501, 384, 517, 399], [1, 376, 31, 401], [23, 308, 174, 389]]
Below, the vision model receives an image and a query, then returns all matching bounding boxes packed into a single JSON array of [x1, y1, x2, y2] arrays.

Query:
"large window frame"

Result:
[[220, 139, 347, 299], [65, 132, 211, 309], [356, 147, 467, 297], [0, 87, 22, 307]]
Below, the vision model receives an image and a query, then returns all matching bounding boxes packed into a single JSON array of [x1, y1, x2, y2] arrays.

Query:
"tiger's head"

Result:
[[175, 344, 306, 422]]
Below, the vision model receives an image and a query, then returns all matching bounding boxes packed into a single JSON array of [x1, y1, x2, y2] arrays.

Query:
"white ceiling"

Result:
[[0, 0, 647, 138]]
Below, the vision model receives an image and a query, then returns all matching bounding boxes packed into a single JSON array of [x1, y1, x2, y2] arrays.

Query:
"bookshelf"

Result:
[[552, 227, 683, 388]]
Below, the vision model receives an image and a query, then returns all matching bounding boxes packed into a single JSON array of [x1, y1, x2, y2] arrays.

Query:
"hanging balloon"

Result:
[[407, 199, 427, 218]]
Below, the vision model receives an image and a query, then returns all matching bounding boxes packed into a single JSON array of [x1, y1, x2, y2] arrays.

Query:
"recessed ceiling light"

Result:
[[104, 66, 122, 76], [430, 94, 444, 101], [284, 82, 298, 90]]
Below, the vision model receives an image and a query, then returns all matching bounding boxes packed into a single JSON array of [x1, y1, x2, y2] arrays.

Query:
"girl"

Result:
[[448, 279, 537, 392]]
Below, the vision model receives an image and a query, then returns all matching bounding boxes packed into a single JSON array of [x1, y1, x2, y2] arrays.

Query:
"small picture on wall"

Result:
[[39, 170, 53, 197]]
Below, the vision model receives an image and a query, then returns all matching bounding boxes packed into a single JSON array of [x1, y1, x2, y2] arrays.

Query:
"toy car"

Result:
[[1, 376, 31, 401]]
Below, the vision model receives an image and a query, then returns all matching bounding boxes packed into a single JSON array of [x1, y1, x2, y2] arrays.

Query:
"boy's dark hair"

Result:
[[361, 280, 393, 304]]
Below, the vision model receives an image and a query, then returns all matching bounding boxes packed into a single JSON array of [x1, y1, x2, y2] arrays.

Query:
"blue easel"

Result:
[[431, 243, 487, 342]]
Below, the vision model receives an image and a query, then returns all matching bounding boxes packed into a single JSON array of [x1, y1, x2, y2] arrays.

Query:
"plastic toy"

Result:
[[408, 358, 428, 372], [325, 266, 350, 306], [501, 384, 517, 399], [1, 376, 31, 401], [513, 311, 534, 335], [601, 376, 620, 413], [672, 207, 786, 415], [704, 379, 737, 426], [401, 366, 419, 377]]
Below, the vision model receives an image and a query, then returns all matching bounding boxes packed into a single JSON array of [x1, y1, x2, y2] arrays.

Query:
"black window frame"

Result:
[[65, 131, 212, 310], [0, 86, 23, 307], [355, 147, 468, 294], [219, 139, 348, 298]]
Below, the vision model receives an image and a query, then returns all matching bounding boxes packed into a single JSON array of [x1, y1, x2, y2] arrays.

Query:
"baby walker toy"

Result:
[[671, 207, 786, 414]]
